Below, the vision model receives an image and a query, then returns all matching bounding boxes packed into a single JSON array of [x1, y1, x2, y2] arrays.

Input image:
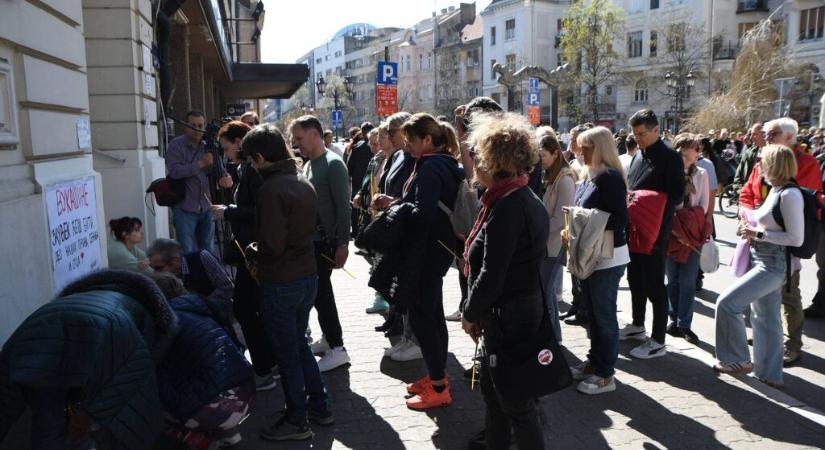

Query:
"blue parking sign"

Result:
[[527, 78, 541, 106], [377, 61, 398, 85]]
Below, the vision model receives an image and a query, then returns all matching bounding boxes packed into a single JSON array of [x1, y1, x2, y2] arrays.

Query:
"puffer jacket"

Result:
[[667, 206, 711, 264], [157, 293, 253, 423], [0, 270, 179, 450]]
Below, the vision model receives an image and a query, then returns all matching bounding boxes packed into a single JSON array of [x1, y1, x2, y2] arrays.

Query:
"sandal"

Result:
[[713, 361, 753, 374]]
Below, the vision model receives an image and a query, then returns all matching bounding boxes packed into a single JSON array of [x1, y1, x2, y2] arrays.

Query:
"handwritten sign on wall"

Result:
[[45, 176, 101, 292]]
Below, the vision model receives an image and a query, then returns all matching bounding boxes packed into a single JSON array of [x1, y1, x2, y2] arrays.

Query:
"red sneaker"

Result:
[[406, 376, 449, 395], [406, 384, 452, 410]]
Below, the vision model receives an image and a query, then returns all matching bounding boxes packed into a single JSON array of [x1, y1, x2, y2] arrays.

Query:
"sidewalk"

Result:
[[237, 212, 825, 449]]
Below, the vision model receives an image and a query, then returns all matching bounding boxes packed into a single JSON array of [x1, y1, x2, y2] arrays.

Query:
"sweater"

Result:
[[755, 187, 805, 247], [107, 240, 152, 273], [303, 149, 352, 247], [542, 167, 577, 257], [575, 168, 628, 248], [627, 139, 685, 253]]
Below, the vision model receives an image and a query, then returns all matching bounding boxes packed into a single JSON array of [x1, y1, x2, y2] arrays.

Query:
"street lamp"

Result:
[[300, 103, 314, 113], [664, 69, 695, 132], [316, 75, 354, 138]]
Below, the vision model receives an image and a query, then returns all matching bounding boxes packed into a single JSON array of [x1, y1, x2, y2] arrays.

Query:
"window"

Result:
[[629, 0, 643, 13], [650, 0, 659, 9], [650, 31, 658, 57], [428, 52, 432, 69], [505, 19, 516, 40], [419, 54, 423, 70], [466, 49, 479, 66], [627, 31, 643, 57], [491, 27, 496, 45], [667, 23, 687, 52], [405, 55, 411, 71], [315, 58, 322, 64], [325, 55, 331, 61], [334, 51, 342, 57], [738, 22, 757, 41], [490, 59, 497, 80], [634, 80, 648, 103], [799, 6, 825, 41], [506, 54, 516, 69]]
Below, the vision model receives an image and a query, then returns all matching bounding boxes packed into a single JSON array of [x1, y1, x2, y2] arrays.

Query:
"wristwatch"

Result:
[[756, 231, 764, 240]]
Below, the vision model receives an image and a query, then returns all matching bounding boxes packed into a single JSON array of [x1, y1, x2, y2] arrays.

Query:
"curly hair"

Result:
[[467, 112, 538, 180]]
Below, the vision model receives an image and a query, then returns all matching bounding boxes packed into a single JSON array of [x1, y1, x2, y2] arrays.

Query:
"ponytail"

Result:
[[439, 121, 460, 157]]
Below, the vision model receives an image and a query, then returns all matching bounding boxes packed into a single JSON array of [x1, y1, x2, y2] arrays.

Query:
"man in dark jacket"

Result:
[[0, 270, 179, 450], [244, 124, 332, 442], [624, 109, 685, 359], [733, 122, 764, 188]]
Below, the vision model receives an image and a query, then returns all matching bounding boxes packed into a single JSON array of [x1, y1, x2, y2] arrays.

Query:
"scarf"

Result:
[[462, 174, 529, 276], [683, 163, 698, 208]]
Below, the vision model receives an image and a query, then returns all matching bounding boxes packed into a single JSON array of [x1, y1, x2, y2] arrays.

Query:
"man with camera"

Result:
[[166, 110, 233, 253]]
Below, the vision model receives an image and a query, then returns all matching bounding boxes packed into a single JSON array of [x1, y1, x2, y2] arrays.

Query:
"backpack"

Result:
[[770, 182, 822, 260], [146, 177, 186, 207], [438, 179, 480, 239]]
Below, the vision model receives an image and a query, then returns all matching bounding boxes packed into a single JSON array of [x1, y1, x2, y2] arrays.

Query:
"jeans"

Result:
[[542, 253, 564, 342], [715, 241, 785, 383], [313, 242, 344, 348], [408, 267, 449, 381], [233, 263, 275, 376], [582, 264, 626, 378], [666, 251, 701, 329], [628, 249, 669, 343], [258, 275, 329, 424], [480, 360, 545, 450], [173, 207, 214, 253]]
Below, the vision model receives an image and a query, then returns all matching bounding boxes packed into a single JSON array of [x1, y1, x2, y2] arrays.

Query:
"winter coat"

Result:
[[566, 207, 613, 280], [739, 147, 821, 210], [667, 206, 710, 264], [0, 270, 179, 450], [224, 160, 264, 249], [367, 203, 428, 307], [356, 201, 413, 255], [542, 167, 577, 258], [157, 294, 253, 423]]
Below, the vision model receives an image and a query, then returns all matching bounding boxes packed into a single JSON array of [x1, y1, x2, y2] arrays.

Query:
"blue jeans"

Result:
[[666, 251, 700, 329], [715, 241, 785, 383], [172, 207, 214, 253], [542, 253, 564, 342], [582, 264, 626, 378], [258, 275, 329, 424]]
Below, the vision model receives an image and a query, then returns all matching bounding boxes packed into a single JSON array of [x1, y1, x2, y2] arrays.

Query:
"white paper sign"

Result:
[[46, 176, 102, 292], [75, 118, 90, 149]]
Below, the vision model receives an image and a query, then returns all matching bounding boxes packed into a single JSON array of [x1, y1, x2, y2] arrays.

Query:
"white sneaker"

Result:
[[384, 339, 409, 357], [390, 342, 423, 362], [619, 324, 647, 341], [577, 375, 616, 395], [317, 347, 350, 372], [570, 360, 595, 381], [310, 337, 330, 355], [630, 338, 667, 359], [445, 310, 462, 322]]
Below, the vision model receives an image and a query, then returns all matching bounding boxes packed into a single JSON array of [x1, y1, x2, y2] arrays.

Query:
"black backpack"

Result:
[[770, 182, 822, 260]]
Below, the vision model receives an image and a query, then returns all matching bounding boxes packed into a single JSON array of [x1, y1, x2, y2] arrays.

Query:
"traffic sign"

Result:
[[331, 110, 343, 129], [529, 78, 539, 90], [527, 77, 541, 106], [377, 61, 398, 85], [376, 61, 399, 117]]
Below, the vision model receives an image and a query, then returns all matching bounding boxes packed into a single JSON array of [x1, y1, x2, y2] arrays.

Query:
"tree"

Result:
[[558, 0, 625, 122], [684, 18, 802, 132]]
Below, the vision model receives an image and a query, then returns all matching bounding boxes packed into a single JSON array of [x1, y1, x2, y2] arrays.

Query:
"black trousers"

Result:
[[480, 361, 545, 450], [570, 274, 590, 320], [408, 267, 449, 381], [314, 242, 344, 348], [233, 263, 276, 375], [628, 250, 668, 343]]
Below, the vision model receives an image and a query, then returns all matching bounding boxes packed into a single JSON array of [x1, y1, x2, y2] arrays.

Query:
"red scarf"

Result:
[[462, 175, 529, 276]]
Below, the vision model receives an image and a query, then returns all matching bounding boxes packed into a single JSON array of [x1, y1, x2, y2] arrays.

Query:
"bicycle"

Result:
[[718, 184, 741, 219]]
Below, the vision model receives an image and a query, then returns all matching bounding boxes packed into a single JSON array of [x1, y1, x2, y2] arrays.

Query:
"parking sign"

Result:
[[377, 62, 398, 85], [376, 61, 399, 117], [331, 110, 343, 129]]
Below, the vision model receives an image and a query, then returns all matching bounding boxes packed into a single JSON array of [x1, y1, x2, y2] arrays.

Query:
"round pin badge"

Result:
[[537, 349, 553, 366]]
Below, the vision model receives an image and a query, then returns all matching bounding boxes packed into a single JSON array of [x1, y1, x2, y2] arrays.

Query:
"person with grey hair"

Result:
[[147, 238, 234, 310], [738, 117, 821, 366]]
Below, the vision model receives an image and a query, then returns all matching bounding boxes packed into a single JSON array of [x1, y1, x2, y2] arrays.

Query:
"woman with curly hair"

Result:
[[460, 112, 549, 448]]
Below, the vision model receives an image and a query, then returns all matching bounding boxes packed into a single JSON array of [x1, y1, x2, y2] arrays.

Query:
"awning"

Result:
[[217, 63, 310, 99]]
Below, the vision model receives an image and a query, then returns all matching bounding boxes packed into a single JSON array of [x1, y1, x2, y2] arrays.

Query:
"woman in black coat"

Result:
[[461, 112, 550, 449], [210, 120, 275, 388]]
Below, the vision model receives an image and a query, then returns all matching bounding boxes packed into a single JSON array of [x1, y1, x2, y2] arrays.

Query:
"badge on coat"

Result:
[[537, 349, 553, 366]]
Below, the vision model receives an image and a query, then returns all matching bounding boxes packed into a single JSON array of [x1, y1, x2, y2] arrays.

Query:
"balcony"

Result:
[[713, 43, 740, 60], [737, 0, 768, 13]]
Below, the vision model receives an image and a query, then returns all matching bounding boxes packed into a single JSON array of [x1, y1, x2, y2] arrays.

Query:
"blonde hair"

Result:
[[400, 113, 460, 156], [672, 132, 700, 151], [387, 112, 412, 131], [577, 126, 625, 180], [761, 144, 798, 183], [468, 112, 538, 180]]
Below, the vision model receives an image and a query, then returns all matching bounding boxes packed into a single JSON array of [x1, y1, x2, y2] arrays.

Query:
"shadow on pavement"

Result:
[[616, 350, 825, 447]]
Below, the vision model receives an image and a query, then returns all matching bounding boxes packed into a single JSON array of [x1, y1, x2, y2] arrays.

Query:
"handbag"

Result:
[[700, 238, 720, 273], [730, 238, 752, 277], [483, 196, 573, 401], [146, 177, 186, 207]]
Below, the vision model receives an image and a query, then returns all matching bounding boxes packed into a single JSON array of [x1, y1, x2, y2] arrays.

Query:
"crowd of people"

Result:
[[1, 96, 823, 450]]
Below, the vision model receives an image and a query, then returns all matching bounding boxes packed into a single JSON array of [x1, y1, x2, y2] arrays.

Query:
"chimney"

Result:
[[441, 8, 447, 14], [448, 6, 455, 12]]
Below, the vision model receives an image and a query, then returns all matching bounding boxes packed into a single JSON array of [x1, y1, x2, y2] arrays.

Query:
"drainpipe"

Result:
[[708, 0, 714, 96]]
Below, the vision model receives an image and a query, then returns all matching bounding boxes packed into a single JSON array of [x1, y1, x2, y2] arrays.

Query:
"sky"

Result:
[[260, 0, 494, 63]]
